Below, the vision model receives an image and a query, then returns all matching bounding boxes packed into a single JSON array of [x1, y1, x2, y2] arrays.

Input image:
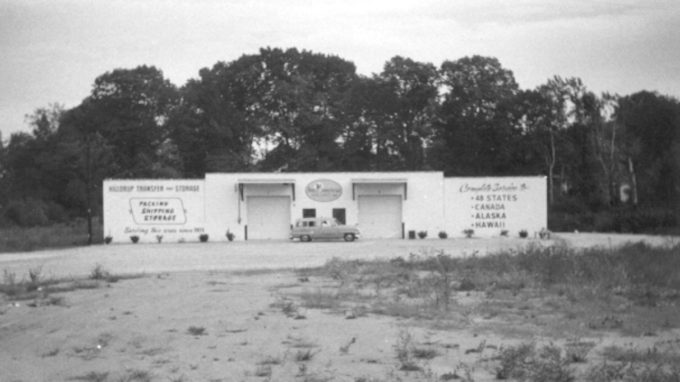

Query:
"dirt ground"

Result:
[[1, 233, 678, 381], [0, 233, 674, 279]]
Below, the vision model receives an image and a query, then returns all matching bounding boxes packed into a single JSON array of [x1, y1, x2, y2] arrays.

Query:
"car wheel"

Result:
[[344, 233, 355, 242], [301, 235, 311, 242]]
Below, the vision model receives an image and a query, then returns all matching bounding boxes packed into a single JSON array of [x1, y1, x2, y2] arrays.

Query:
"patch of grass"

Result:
[[339, 337, 356, 354], [28, 265, 43, 287], [258, 355, 283, 365], [41, 347, 60, 357], [284, 335, 318, 349], [90, 264, 109, 280], [187, 326, 207, 336], [298, 288, 342, 310], [601, 344, 680, 365], [117, 369, 153, 382], [254, 365, 272, 377], [496, 343, 574, 382], [583, 362, 627, 382], [564, 340, 596, 363], [1, 269, 21, 296], [28, 295, 66, 307], [394, 329, 421, 371], [585, 361, 680, 382], [292, 242, 680, 338], [295, 349, 317, 362], [411, 347, 438, 360], [87, 265, 142, 283], [301, 374, 333, 382], [0, 219, 104, 253], [69, 371, 109, 382]]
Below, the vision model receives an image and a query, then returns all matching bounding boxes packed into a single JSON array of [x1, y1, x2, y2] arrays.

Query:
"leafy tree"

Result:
[[58, 101, 117, 213], [615, 91, 680, 205], [25, 103, 64, 141], [432, 55, 520, 175], [376, 56, 439, 170], [0, 131, 6, 205], [171, 48, 358, 174], [87, 65, 179, 178], [169, 57, 261, 176], [527, 77, 632, 209], [341, 76, 399, 170], [250, 48, 357, 171]]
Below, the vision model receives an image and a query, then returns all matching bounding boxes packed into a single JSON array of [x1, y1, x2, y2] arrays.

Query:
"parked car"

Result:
[[290, 217, 360, 242]]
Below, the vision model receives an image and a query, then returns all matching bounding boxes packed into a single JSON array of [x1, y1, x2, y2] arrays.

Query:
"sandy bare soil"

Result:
[[1, 268, 679, 381], [1, 233, 679, 382]]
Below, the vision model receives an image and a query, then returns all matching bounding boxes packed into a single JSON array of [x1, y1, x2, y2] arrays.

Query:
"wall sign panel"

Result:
[[103, 180, 206, 243]]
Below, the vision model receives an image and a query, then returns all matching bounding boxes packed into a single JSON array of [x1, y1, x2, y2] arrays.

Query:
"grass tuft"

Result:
[[187, 326, 206, 336], [295, 349, 317, 362], [69, 371, 109, 382], [495, 343, 574, 382]]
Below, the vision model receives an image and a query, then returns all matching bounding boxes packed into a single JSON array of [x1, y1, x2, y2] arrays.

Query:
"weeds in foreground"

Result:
[[1, 269, 20, 296], [584, 361, 680, 382], [299, 242, 680, 335], [394, 329, 422, 371], [117, 369, 153, 382], [1, 267, 75, 304], [89, 264, 109, 280], [295, 349, 317, 362], [583, 362, 627, 382], [254, 365, 272, 377], [601, 344, 680, 365], [564, 340, 596, 363], [187, 326, 206, 336], [28, 265, 43, 286], [258, 355, 283, 365], [71, 369, 152, 382], [339, 337, 356, 354], [496, 343, 574, 382], [69, 371, 109, 382]]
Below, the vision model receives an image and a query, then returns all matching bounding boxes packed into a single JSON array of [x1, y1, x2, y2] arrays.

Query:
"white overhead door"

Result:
[[247, 196, 291, 239], [358, 195, 402, 239]]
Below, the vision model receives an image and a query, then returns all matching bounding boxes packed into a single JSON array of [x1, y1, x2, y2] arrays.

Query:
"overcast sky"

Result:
[[1, 0, 679, 137]]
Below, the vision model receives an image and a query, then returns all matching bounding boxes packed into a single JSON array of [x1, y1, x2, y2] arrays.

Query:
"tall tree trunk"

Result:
[[628, 157, 638, 206], [547, 128, 556, 205], [86, 134, 93, 245]]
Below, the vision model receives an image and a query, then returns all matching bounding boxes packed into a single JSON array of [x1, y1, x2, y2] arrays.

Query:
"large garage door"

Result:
[[358, 195, 402, 239], [247, 196, 291, 239]]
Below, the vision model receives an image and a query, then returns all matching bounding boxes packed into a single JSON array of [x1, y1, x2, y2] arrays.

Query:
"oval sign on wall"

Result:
[[305, 179, 343, 202]]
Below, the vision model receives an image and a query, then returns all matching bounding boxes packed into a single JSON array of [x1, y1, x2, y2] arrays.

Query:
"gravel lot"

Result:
[[0, 233, 674, 279]]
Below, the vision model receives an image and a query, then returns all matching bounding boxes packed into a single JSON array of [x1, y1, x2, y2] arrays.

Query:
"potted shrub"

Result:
[[130, 235, 140, 244], [199, 234, 209, 242], [463, 228, 474, 238], [417, 230, 427, 239], [500, 230, 509, 237], [226, 229, 235, 241], [104, 236, 113, 244], [156, 235, 163, 243], [438, 231, 448, 239], [519, 229, 528, 238]]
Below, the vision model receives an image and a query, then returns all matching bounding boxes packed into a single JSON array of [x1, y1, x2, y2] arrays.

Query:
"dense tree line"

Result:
[[0, 48, 678, 231]]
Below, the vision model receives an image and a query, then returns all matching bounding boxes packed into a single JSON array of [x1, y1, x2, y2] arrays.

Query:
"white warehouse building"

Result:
[[103, 172, 547, 243]]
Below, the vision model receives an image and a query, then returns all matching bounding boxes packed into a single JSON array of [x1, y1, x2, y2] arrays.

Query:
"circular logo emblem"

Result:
[[305, 179, 342, 202]]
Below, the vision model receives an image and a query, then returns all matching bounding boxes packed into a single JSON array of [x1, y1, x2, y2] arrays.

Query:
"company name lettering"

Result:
[[459, 183, 527, 193], [108, 184, 200, 192]]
